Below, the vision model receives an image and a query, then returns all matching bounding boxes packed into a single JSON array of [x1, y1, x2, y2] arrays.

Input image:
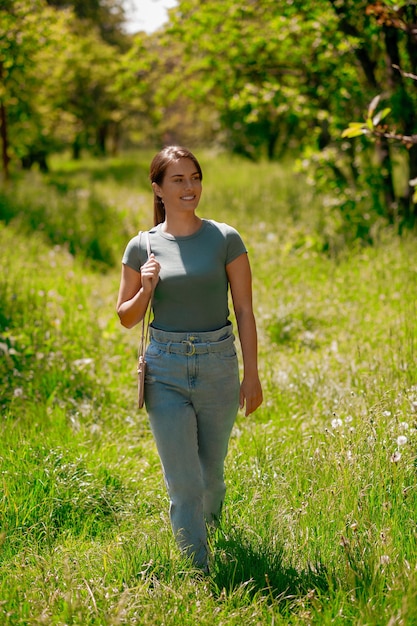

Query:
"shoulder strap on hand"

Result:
[[139, 230, 152, 351]]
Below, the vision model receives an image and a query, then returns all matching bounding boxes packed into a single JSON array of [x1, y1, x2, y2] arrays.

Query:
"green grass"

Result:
[[1, 151, 417, 624]]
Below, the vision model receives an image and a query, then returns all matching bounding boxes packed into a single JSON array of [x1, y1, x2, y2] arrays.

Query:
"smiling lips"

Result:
[[181, 195, 196, 200]]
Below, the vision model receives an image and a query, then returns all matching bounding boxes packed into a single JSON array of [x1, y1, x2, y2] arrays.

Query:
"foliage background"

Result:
[[2, 0, 417, 231]]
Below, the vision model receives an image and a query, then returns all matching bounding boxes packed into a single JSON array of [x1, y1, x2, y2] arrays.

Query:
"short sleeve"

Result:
[[122, 233, 148, 272], [223, 224, 247, 265]]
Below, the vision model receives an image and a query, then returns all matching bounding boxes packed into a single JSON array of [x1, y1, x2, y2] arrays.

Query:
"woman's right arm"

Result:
[[116, 254, 160, 329]]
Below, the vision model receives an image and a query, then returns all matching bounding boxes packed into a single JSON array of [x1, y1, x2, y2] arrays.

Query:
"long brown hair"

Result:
[[149, 146, 203, 226]]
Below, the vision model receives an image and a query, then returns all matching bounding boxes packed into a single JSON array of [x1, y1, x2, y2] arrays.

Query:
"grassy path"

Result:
[[1, 153, 417, 624]]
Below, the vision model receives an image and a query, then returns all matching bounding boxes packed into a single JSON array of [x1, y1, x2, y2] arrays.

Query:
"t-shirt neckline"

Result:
[[156, 219, 208, 241]]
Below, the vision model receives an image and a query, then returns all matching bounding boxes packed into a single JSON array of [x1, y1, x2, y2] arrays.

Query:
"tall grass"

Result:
[[1, 151, 417, 624]]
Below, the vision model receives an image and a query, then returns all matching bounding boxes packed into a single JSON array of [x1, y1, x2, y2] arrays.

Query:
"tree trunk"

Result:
[[267, 129, 279, 160], [405, 145, 417, 225], [110, 121, 120, 156], [96, 124, 107, 155], [73, 134, 82, 160], [375, 136, 396, 221], [384, 22, 417, 223], [0, 62, 10, 182]]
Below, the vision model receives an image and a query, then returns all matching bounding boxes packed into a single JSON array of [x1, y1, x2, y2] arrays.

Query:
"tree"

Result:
[[0, 0, 56, 179], [0, 0, 129, 177], [161, 0, 367, 159], [341, 1, 417, 224], [43, 16, 124, 159], [158, 0, 417, 229], [115, 30, 215, 148], [45, 0, 130, 50]]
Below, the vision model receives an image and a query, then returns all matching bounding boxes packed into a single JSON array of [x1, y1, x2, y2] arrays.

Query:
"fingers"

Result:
[[247, 396, 263, 416], [142, 255, 160, 276], [141, 254, 160, 291], [244, 397, 262, 417], [143, 253, 160, 271], [240, 379, 263, 416], [240, 392, 258, 416]]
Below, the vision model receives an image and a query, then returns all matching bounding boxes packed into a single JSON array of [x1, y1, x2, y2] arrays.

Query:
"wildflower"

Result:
[[390, 451, 401, 463], [383, 411, 392, 417], [13, 388, 23, 397], [73, 358, 94, 368], [397, 435, 408, 446], [399, 421, 409, 430], [331, 418, 343, 429], [380, 555, 390, 565]]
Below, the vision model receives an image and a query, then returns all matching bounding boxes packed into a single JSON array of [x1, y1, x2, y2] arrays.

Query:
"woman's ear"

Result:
[[152, 181, 162, 198]]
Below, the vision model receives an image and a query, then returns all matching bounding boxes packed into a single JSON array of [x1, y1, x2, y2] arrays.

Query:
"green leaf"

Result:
[[373, 107, 391, 126], [366, 117, 374, 130], [341, 123, 366, 138]]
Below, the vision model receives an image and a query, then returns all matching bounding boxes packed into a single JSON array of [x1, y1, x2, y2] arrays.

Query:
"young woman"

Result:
[[117, 146, 263, 573]]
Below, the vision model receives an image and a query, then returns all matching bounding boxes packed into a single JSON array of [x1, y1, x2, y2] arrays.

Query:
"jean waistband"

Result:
[[149, 324, 235, 356]]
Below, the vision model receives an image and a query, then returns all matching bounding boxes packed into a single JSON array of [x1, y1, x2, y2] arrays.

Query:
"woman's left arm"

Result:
[[227, 253, 263, 416]]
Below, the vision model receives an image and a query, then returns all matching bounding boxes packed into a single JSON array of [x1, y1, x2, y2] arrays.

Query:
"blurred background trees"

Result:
[[1, 0, 416, 232]]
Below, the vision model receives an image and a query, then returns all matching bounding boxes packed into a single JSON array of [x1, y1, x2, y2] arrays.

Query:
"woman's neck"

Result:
[[160, 215, 202, 237]]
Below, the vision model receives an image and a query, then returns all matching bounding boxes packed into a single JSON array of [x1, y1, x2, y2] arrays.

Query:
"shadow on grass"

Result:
[[210, 528, 329, 607], [0, 184, 118, 268], [47, 158, 150, 191]]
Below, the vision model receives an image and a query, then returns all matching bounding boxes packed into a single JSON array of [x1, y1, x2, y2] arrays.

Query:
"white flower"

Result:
[[331, 418, 343, 429], [391, 451, 402, 463], [397, 435, 408, 446], [73, 358, 94, 368], [13, 388, 23, 397]]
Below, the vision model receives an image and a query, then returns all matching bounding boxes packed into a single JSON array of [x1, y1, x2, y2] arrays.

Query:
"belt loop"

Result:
[[167, 341, 172, 354]]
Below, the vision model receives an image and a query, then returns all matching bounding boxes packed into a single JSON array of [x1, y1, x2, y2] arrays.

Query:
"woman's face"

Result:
[[152, 158, 202, 217]]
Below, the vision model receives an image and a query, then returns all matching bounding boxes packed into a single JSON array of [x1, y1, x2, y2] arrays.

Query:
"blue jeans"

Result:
[[144, 324, 240, 571]]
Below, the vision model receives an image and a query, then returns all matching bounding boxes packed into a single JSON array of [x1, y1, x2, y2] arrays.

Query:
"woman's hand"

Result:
[[140, 253, 161, 293], [116, 254, 160, 328], [240, 374, 263, 416]]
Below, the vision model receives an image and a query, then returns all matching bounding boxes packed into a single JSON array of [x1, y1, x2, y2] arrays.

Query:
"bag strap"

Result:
[[139, 231, 152, 355]]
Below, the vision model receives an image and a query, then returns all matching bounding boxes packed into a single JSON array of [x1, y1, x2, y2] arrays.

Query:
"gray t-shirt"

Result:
[[122, 219, 247, 332]]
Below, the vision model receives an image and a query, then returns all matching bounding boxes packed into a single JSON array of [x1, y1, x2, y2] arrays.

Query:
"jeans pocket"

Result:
[[146, 342, 164, 359]]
